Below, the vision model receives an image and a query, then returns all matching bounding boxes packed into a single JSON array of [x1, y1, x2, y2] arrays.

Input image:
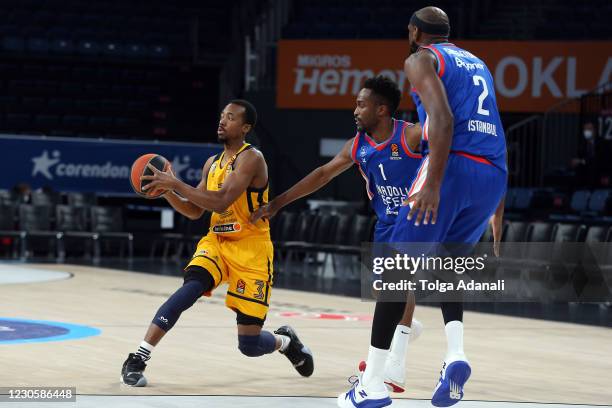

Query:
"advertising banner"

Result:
[[277, 40, 612, 112], [2, 135, 221, 194]]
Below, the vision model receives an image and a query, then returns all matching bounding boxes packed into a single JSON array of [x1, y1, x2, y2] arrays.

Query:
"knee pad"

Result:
[[237, 331, 276, 357]]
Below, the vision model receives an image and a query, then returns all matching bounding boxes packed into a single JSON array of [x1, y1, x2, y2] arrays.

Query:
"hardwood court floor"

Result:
[[0, 263, 611, 407]]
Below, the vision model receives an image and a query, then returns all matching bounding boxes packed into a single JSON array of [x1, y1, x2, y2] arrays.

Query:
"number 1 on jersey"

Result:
[[473, 75, 490, 116], [378, 163, 387, 181]]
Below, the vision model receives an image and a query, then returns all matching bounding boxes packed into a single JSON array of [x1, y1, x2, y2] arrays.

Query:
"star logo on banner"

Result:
[[171, 155, 190, 177], [31, 150, 61, 180]]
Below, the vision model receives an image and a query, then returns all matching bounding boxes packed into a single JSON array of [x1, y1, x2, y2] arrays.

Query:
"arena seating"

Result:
[[0, 190, 133, 261], [1, 185, 610, 268], [282, 0, 612, 40], [283, 0, 464, 39], [0, 0, 231, 59], [505, 187, 612, 222], [0, 60, 218, 141]]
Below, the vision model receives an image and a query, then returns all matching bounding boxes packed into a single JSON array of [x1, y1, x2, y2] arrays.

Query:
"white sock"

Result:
[[444, 320, 466, 362], [388, 325, 411, 365], [136, 340, 155, 361], [277, 334, 291, 352], [362, 346, 388, 392]]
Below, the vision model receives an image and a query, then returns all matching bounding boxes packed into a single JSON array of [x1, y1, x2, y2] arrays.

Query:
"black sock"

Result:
[[441, 302, 463, 325], [370, 301, 406, 349]]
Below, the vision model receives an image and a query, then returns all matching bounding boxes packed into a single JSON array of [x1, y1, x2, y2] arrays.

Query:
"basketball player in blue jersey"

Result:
[[339, 7, 506, 408], [251, 76, 425, 393]]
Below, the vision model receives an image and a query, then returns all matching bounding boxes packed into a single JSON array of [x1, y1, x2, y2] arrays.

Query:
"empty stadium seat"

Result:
[[55, 204, 98, 259], [18, 204, 63, 259], [65, 192, 97, 207], [584, 225, 610, 243], [513, 188, 534, 210], [0, 190, 16, 205], [551, 223, 586, 242], [526, 222, 554, 242], [570, 190, 591, 212], [0, 204, 25, 258], [90, 206, 133, 261], [503, 221, 529, 242], [588, 189, 611, 213]]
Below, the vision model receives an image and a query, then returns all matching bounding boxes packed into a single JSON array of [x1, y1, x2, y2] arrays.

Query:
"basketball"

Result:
[[130, 153, 170, 199]]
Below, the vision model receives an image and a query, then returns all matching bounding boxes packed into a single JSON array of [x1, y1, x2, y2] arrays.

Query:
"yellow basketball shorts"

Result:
[[184, 233, 274, 320]]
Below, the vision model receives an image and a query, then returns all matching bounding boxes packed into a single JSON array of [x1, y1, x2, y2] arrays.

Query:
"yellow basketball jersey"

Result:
[[207, 143, 270, 240]]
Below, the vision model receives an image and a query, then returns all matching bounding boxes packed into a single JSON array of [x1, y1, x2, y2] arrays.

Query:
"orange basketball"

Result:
[[130, 153, 170, 199]]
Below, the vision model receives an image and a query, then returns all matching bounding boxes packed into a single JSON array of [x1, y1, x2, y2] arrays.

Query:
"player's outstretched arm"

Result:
[[250, 138, 355, 223], [161, 156, 214, 220], [403, 51, 453, 226]]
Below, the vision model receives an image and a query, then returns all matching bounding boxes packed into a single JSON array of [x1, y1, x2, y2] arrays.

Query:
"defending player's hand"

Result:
[[141, 163, 178, 192], [402, 185, 440, 226], [249, 202, 277, 224]]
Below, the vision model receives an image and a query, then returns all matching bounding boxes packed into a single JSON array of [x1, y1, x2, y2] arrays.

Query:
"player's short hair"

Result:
[[363, 76, 401, 116], [229, 99, 258, 127]]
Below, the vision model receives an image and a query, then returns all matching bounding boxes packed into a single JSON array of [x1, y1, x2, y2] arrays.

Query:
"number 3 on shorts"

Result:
[[253, 280, 265, 300]]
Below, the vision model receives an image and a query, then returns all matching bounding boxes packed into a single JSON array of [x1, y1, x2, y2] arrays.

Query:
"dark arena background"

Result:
[[0, 1, 611, 407]]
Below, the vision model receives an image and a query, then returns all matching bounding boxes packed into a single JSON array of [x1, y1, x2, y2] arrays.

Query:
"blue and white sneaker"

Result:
[[337, 375, 392, 408], [431, 358, 471, 407]]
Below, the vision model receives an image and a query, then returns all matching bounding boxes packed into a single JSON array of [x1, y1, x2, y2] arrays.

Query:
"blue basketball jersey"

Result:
[[351, 119, 422, 225], [411, 43, 507, 171]]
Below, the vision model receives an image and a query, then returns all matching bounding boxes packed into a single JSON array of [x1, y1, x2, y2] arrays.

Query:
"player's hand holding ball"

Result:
[[130, 154, 175, 199]]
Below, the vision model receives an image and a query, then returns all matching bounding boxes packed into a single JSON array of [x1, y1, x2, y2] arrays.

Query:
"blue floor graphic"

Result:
[[0, 317, 100, 344]]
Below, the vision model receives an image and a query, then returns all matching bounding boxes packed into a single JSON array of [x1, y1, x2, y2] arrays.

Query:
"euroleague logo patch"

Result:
[[236, 279, 246, 294], [390, 143, 401, 160], [212, 223, 242, 233]]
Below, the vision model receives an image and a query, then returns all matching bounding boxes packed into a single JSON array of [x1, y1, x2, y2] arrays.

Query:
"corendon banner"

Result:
[[277, 40, 612, 112], [0, 135, 221, 194]]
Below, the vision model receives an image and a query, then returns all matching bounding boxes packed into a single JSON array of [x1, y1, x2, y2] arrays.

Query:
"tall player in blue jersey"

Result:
[[251, 76, 425, 393], [339, 7, 506, 408]]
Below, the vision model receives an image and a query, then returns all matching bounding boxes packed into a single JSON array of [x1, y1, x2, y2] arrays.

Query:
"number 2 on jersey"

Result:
[[378, 163, 387, 181], [473, 75, 490, 116]]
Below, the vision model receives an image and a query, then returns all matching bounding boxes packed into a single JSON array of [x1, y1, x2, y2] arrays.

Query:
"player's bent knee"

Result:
[[183, 265, 215, 293], [237, 331, 276, 357]]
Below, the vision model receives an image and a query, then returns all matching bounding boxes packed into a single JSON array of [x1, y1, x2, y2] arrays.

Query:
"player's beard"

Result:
[[409, 40, 419, 55]]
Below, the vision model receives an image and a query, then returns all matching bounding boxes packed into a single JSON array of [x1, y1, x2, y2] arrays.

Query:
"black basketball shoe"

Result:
[[120, 353, 148, 387], [274, 325, 314, 377]]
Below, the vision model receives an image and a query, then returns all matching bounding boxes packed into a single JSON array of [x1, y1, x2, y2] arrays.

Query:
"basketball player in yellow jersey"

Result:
[[120, 100, 314, 387]]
